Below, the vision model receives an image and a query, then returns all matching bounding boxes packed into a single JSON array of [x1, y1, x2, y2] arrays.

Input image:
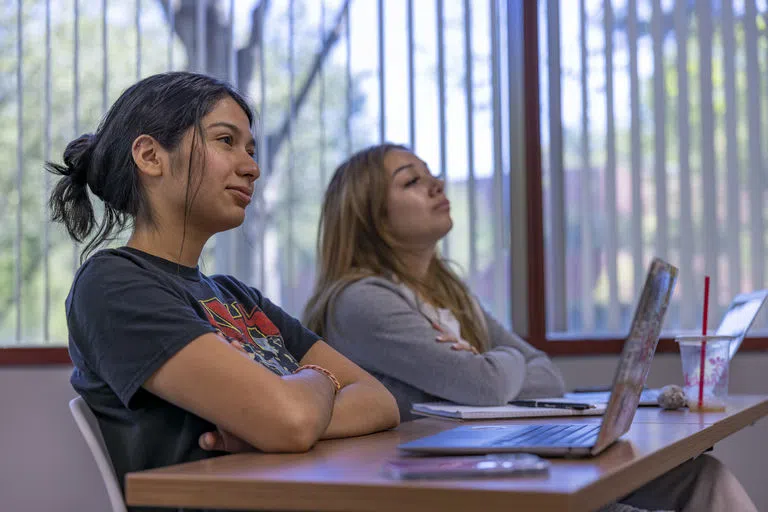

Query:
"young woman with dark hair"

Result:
[[48, 72, 399, 505]]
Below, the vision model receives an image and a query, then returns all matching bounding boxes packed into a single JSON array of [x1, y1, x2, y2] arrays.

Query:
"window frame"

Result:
[[519, 0, 768, 356], [0, 348, 72, 366], [3, 0, 768, 366]]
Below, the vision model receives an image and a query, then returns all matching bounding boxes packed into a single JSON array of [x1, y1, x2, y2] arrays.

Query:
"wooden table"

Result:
[[126, 395, 768, 512]]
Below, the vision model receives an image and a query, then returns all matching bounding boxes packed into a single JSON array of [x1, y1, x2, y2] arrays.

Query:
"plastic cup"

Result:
[[675, 335, 733, 412]]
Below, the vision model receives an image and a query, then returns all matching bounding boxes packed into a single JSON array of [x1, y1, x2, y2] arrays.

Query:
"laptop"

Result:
[[398, 258, 678, 458], [566, 288, 768, 406], [565, 387, 662, 407], [716, 289, 768, 359]]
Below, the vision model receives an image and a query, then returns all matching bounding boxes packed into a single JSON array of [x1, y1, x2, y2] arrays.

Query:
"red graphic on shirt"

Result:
[[199, 298, 279, 340], [198, 297, 298, 375]]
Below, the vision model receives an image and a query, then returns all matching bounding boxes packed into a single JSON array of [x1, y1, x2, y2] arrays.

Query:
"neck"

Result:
[[127, 224, 209, 268], [394, 244, 436, 281]]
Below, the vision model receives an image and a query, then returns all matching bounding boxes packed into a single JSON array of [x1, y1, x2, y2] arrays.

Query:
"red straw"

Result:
[[698, 276, 710, 409]]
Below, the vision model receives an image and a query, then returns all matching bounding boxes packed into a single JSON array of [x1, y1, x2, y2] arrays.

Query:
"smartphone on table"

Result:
[[382, 453, 550, 480]]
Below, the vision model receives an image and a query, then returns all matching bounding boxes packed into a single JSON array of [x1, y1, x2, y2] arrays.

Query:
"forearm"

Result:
[[516, 356, 567, 399], [321, 378, 400, 439], [482, 309, 565, 399], [196, 371, 338, 455], [279, 370, 337, 445]]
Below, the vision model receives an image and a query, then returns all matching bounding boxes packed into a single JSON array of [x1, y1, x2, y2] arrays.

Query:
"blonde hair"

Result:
[[303, 143, 489, 352]]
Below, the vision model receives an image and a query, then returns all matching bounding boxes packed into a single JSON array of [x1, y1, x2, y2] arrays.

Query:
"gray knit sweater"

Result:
[[325, 276, 566, 421]]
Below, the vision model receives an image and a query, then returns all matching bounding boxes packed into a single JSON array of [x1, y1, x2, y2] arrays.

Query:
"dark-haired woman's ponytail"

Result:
[[46, 133, 96, 244]]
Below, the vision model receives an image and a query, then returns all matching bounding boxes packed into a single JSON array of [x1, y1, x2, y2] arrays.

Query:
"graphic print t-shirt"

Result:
[[67, 247, 319, 509]]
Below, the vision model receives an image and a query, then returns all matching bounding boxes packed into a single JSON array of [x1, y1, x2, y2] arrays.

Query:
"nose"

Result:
[[429, 175, 445, 196], [237, 152, 261, 182]]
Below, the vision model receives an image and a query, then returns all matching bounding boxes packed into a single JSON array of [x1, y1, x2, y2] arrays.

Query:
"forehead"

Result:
[[204, 96, 251, 130], [383, 149, 423, 177]]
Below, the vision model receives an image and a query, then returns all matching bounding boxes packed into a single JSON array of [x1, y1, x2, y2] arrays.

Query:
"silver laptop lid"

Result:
[[715, 290, 768, 359], [591, 258, 678, 455]]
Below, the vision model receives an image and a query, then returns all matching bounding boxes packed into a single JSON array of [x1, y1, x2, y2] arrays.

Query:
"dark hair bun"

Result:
[[61, 133, 95, 185]]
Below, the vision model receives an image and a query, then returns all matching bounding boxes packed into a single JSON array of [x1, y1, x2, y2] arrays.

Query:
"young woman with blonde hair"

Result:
[[304, 143, 757, 512], [304, 143, 565, 421]]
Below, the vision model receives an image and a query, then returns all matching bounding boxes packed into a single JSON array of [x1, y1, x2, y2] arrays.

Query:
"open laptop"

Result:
[[717, 289, 768, 359], [398, 258, 678, 458], [567, 288, 768, 406]]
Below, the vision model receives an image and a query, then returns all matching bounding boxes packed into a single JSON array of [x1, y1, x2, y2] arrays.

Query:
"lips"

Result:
[[227, 185, 253, 206], [434, 198, 450, 211]]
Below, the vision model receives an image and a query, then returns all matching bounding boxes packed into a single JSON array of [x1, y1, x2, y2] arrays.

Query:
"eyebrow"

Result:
[[392, 163, 414, 177], [393, 160, 435, 179], [206, 121, 256, 147]]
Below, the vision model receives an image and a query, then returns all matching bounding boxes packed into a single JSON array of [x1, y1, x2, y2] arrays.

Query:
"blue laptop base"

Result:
[[399, 424, 601, 458]]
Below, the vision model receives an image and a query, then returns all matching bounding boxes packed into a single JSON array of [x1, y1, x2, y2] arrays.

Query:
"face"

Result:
[[383, 149, 452, 250], [165, 96, 260, 236]]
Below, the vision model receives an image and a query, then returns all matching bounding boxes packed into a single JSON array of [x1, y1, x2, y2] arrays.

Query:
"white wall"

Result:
[[1, 353, 767, 512], [0, 366, 109, 512]]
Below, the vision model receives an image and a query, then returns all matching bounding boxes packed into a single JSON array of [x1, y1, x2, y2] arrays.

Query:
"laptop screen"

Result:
[[592, 258, 679, 454]]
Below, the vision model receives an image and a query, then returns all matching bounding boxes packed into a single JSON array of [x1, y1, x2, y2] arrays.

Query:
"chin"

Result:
[[438, 218, 453, 238], [427, 224, 452, 247], [206, 213, 246, 234], [227, 213, 247, 230]]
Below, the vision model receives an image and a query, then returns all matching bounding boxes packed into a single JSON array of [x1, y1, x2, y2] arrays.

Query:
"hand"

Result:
[[436, 333, 479, 354], [199, 426, 256, 453]]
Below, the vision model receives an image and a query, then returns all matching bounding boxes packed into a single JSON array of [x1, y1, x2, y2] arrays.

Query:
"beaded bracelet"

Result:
[[294, 364, 342, 393]]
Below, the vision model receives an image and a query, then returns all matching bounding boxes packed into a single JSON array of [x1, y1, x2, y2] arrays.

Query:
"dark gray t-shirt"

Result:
[[67, 247, 319, 511]]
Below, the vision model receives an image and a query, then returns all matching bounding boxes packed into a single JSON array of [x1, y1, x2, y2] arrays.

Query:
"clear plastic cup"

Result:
[[675, 335, 733, 412]]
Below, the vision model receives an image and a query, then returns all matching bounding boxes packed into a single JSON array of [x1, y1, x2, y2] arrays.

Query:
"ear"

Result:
[[131, 134, 167, 177]]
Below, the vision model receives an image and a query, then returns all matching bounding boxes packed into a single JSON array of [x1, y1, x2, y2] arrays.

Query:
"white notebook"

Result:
[[411, 401, 607, 420]]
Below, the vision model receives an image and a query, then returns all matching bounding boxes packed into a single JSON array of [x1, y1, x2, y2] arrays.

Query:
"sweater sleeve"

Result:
[[326, 279, 529, 406], [482, 308, 567, 398]]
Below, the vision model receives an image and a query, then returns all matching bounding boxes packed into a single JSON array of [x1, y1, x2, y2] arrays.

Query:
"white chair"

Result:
[[69, 396, 127, 512]]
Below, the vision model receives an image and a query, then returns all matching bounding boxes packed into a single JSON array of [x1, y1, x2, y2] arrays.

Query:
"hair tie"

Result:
[[69, 167, 88, 186]]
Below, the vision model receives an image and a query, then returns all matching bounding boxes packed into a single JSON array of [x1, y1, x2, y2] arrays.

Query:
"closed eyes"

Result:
[[404, 173, 440, 188]]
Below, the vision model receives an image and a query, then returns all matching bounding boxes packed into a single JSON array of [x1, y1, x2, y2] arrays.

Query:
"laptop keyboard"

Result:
[[488, 424, 601, 447]]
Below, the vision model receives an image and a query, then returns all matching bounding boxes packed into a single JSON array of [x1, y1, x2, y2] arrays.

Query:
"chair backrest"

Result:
[[68, 396, 127, 512]]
